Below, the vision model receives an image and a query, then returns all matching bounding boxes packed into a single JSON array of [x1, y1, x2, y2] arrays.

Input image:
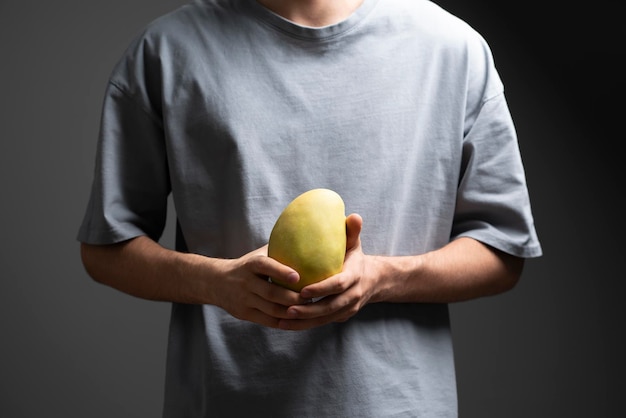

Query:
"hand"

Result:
[[210, 245, 310, 329], [277, 213, 379, 331]]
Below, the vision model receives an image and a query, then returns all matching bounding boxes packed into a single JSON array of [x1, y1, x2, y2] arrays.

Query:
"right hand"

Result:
[[210, 245, 309, 329]]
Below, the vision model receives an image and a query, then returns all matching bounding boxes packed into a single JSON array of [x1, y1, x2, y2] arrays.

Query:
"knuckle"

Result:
[[244, 254, 263, 270], [333, 275, 349, 292]]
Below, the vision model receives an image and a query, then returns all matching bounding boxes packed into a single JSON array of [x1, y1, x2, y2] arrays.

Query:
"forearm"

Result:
[[80, 236, 222, 305], [370, 237, 524, 304]]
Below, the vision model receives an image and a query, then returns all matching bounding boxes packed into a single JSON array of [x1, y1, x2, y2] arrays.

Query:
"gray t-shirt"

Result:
[[78, 0, 542, 416]]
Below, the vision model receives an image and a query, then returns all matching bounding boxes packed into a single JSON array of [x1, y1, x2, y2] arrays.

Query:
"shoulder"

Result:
[[108, 1, 242, 92], [377, 0, 492, 55], [136, 0, 234, 48], [385, 0, 502, 95], [117, 0, 248, 60]]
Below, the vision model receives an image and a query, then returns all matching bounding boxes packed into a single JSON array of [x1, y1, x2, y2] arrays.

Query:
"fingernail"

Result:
[[287, 272, 299, 283], [287, 308, 298, 318]]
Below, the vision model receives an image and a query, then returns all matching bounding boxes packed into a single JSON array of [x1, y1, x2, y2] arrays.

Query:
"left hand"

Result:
[[277, 213, 380, 330]]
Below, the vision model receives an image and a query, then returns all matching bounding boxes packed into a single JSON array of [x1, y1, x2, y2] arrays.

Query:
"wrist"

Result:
[[365, 255, 393, 303], [175, 252, 229, 305], [367, 254, 423, 304]]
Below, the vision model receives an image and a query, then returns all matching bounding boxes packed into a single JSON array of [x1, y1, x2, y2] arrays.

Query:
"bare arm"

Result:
[[81, 213, 523, 331], [80, 236, 306, 328], [368, 234, 523, 304]]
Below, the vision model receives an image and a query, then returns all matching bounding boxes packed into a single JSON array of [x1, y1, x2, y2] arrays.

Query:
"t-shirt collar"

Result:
[[242, 0, 380, 41]]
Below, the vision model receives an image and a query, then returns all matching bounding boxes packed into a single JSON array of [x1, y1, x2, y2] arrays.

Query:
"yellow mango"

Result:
[[268, 188, 347, 292]]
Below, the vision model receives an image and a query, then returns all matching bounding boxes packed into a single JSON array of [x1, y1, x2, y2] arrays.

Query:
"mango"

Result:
[[268, 188, 347, 292]]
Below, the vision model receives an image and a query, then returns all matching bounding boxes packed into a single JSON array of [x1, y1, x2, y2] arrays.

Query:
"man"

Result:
[[78, 0, 542, 416]]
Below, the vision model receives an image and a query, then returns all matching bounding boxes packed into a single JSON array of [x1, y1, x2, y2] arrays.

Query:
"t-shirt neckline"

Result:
[[242, 0, 380, 41]]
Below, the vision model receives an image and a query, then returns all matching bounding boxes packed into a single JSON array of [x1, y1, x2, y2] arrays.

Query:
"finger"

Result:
[[234, 284, 303, 326], [299, 269, 353, 300], [246, 254, 300, 286], [287, 289, 357, 318], [345, 213, 363, 251], [277, 298, 355, 330], [242, 307, 292, 329], [250, 291, 294, 319], [278, 302, 334, 330], [257, 278, 306, 307]]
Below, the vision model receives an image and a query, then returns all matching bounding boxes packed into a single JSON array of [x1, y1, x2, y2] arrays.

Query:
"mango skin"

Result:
[[268, 189, 347, 292]]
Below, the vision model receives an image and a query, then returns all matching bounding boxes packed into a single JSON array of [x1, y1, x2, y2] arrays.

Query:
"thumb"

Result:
[[345, 213, 363, 252]]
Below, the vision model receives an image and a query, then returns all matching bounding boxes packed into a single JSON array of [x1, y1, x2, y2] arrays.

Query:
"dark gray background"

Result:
[[1, 1, 623, 417]]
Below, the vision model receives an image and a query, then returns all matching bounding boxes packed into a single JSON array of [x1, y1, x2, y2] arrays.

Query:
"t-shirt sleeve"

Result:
[[449, 31, 542, 258], [451, 91, 542, 258], [77, 78, 170, 245]]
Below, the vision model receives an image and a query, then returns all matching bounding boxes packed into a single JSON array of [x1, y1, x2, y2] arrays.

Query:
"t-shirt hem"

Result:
[[76, 223, 149, 246], [453, 232, 543, 259]]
